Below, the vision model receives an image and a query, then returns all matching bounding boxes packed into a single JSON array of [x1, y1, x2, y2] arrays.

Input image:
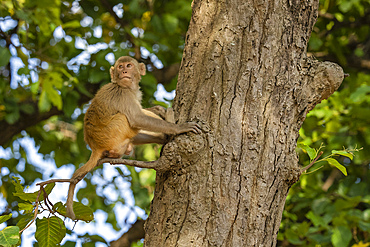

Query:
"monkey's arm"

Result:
[[129, 112, 201, 135], [133, 107, 175, 145], [126, 102, 200, 135]]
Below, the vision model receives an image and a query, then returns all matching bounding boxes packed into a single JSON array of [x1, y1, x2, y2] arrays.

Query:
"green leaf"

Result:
[[326, 158, 347, 176], [0, 47, 12, 67], [312, 198, 331, 215], [305, 211, 332, 227], [334, 197, 361, 211], [334, 13, 344, 22], [46, 88, 63, 110], [54, 202, 94, 222], [30, 80, 41, 94], [4, 110, 20, 124], [62, 20, 81, 29], [308, 33, 323, 51], [38, 90, 52, 112], [0, 226, 20, 246], [19, 103, 35, 115], [0, 214, 12, 225], [38, 71, 64, 111], [331, 150, 353, 160], [18, 202, 34, 212], [297, 143, 317, 160], [163, 14, 179, 34], [358, 221, 370, 231], [285, 228, 305, 245], [12, 178, 55, 202], [35, 217, 66, 247], [354, 47, 364, 57], [349, 85, 370, 103], [331, 226, 352, 247], [88, 69, 108, 84], [16, 214, 34, 231], [63, 91, 79, 117], [338, 1, 353, 13]]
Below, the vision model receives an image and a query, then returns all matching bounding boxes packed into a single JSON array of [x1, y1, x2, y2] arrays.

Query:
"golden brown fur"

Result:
[[66, 56, 201, 220]]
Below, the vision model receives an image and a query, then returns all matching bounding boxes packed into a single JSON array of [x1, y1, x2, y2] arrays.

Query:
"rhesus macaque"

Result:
[[66, 56, 201, 219]]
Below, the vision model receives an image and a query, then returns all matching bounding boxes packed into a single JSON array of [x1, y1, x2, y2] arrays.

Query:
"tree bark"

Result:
[[144, 0, 344, 246]]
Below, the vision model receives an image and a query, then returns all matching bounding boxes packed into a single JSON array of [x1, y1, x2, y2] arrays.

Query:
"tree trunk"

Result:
[[144, 0, 344, 246]]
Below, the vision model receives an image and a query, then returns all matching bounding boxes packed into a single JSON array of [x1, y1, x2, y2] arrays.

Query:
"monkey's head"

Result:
[[110, 56, 146, 89]]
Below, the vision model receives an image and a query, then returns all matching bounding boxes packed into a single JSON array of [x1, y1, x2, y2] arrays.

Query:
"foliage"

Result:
[[298, 142, 361, 176], [0, 0, 188, 245], [0, 0, 369, 246], [278, 0, 370, 246]]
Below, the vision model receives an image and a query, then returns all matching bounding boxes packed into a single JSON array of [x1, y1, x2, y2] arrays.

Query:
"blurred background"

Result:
[[0, 0, 369, 246]]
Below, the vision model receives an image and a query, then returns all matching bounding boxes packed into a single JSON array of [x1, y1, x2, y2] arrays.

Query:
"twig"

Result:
[[41, 187, 55, 214], [36, 179, 72, 187], [19, 190, 42, 234], [302, 165, 324, 175], [301, 151, 324, 172]]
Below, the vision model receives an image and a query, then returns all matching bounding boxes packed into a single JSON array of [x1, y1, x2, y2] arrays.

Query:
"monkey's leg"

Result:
[[144, 106, 166, 119], [66, 150, 102, 220], [105, 139, 132, 157], [165, 107, 175, 123]]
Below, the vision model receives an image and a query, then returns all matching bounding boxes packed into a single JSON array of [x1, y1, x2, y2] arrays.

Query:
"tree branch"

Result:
[[110, 219, 145, 247], [98, 157, 166, 171], [152, 63, 180, 85], [296, 58, 344, 117], [301, 151, 323, 172], [0, 104, 62, 146], [0, 83, 101, 146]]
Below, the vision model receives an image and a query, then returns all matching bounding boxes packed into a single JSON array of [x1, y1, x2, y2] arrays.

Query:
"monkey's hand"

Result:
[[176, 122, 202, 135]]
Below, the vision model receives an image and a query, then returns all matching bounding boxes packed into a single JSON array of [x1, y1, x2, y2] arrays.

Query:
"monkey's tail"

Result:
[[66, 151, 102, 220]]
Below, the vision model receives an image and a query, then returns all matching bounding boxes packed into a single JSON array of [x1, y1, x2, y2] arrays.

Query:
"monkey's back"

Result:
[[83, 83, 139, 152]]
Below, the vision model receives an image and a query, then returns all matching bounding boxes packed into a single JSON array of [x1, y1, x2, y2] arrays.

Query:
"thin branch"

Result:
[[0, 82, 101, 146], [19, 189, 42, 234], [301, 151, 324, 172], [36, 179, 72, 187], [42, 187, 57, 215], [99, 158, 162, 170], [110, 219, 145, 247], [0, 26, 18, 48]]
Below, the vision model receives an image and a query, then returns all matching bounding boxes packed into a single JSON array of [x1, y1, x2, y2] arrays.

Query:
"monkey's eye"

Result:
[[126, 63, 132, 68], [118, 65, 123, 69]]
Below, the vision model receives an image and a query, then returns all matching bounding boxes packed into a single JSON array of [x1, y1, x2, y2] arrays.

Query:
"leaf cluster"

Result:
[[278, 0, 370, 246], [1, 0, 188, 245]]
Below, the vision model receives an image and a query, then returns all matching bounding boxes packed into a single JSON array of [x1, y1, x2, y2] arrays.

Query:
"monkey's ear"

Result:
[[110, 66, 114, 80], [138, 63, 146, 76]]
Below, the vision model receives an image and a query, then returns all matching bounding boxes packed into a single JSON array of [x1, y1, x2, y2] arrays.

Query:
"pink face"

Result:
[[110, 57, 146, 87], [116, 61, 137, 82]]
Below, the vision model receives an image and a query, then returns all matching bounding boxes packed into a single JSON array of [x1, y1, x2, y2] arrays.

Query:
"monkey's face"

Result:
[[117, 61, 136, 81], [111, 57, 146, 89]]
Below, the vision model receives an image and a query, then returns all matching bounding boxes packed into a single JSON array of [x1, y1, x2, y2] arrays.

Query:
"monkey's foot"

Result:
[[99, 158, 160, 170]]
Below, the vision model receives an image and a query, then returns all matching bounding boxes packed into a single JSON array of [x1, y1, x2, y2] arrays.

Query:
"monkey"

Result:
[[65, 56, 201, 220]]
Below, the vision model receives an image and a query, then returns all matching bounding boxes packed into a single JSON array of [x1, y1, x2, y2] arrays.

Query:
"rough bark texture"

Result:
[[144, 0, 344, 246]]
